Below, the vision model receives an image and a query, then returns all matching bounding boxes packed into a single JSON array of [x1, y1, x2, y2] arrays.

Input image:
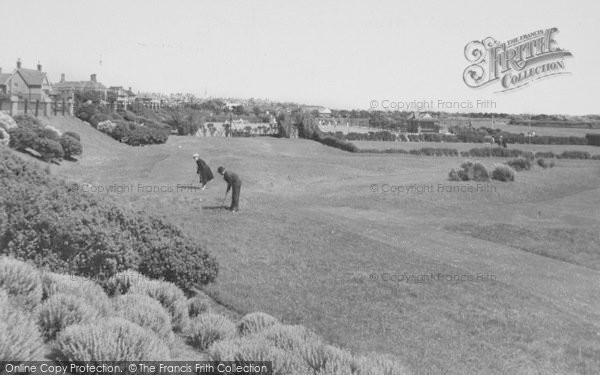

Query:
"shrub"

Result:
[[0, 290, 45, 360], [60, 134, 83, 159], [259, 324, 322, 353], [103, 270, 150, 296], [187, 313, 236, 350], [129, 279, 190, 333], [63, 131, 81, 141], [188, 295, 211, 318], [505, 157, 531, 171], [209, 336, 310, 375], [536, 158, 555, 169], [112, 294, 174, 342], [0, 150, 218, 291], [37, 293, 99, 340], [238, 312, 278, 336], [0, 127, 9, 147], [54, 317, 171, 361], [7, 126, 38, 151], [41, 272, 111, 314], [34, 137, 64, 161], [0, 256, 42, 310], [491, 164, 515, 182], [448, 161, 489, 182]]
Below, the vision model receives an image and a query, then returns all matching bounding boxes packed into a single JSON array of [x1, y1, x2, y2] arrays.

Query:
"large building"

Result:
[[406, 112, 440, 133], [0, 59, 52, 101], [52, 73, 107, 100]]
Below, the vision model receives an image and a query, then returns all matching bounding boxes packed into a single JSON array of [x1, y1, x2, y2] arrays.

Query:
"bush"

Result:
[[505, 157, 531, 171], [0, 290, 45, 360], [491, 164, 515, 182], [0, 149, 218, 291], [0, 127, 9, 147], [37, 293, 99, 340], [187, 313, 236, 350], [103, 270, 150, 296], [7, 127, 38, 151], [63, 131, 81, 141], [60, 134, 82, 159], [34, 137, 64, 161], [54, 317, 171, 361], [586, 133, 600, 146], [238, 312, 279, 336], [314, 134, 359, 153], [0, 256, 42, 310], [41, 272, 111, 314], [188, 295, 211, 318], [537, 158, 555, 169], [258, 324, 322, 353], [112, 294, 174, 342], [209, 336, 310, 375], [448, 161, 489, 182], [129, 279, 190, 333]]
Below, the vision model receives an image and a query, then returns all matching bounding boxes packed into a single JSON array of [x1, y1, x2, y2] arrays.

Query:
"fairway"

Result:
[[49, 118, 600, 374]]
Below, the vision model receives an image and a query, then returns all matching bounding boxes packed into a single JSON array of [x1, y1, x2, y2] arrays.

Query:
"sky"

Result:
[[1, 0, 599, 115]]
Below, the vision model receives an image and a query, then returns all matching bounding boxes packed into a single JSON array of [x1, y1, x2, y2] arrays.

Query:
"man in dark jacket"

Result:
[[217, 166, 241, 212], [193, 154, 214, 190]]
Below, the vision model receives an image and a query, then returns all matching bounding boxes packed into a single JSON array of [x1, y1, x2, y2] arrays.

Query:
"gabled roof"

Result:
[[0, 73, 11, 85], [16, 68, 48, 86]]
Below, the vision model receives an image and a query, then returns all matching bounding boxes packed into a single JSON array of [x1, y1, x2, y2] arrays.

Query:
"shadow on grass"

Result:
[[202, 205, 229, 210]]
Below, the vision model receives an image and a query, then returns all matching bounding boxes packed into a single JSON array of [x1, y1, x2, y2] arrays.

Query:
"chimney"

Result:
[[37, 62, 42, 71], [90, 74, 97, 82], [16, 58, 21, 69], [60, 73, 65, 82]]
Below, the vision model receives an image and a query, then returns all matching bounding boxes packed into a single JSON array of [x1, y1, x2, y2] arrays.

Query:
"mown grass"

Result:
[[45, 120, 600, 374]]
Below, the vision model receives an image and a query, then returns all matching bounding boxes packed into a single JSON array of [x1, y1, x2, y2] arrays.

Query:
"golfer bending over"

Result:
[[217, 166, 241, 212], [193, 154, 214, 190]]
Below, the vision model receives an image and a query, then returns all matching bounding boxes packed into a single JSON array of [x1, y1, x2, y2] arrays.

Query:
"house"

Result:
[[0, 68, 11, 95], [53, 73, 107, 100], [406, 112, 439, 133], [108, 86, 136, 105], [1, 59, 52, 101]]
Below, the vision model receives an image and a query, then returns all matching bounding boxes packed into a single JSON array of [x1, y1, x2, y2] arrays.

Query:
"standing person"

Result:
[[217, 166, 242, 212], [193, 154, 214, 190]]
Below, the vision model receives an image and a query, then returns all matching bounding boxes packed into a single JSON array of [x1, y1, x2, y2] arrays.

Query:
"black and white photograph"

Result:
[[1, 0, 599, 374]]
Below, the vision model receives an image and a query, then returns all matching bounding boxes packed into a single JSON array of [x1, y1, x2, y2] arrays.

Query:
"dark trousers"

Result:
[[230, 182, 241, 210]]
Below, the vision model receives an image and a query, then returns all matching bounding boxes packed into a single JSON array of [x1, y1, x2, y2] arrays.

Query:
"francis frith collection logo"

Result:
[[463, 28, 573, 92]]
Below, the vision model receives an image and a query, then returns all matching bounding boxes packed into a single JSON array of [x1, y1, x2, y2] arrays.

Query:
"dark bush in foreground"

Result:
[[491, 164, 515, 181], [505, 157, 531, 171], [0, 148, 218, 292], [449, 161, 489, 182], [54, 318, 171, 360]]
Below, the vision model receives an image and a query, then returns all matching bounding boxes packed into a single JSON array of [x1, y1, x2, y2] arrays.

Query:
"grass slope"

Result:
[[46, 125, 600, 374]]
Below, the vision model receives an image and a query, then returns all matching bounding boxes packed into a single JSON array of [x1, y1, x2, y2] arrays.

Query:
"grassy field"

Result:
[[46, 117, 600, 374], [353, 140, 600, 155], [465, 118, 600, 137]]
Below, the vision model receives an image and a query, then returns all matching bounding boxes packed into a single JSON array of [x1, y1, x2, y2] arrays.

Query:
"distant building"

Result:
[[406, 112, 439, 133], [53, 73, 107, 100], [108, 86, 136, 104], [0, 59, 52, 101]]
